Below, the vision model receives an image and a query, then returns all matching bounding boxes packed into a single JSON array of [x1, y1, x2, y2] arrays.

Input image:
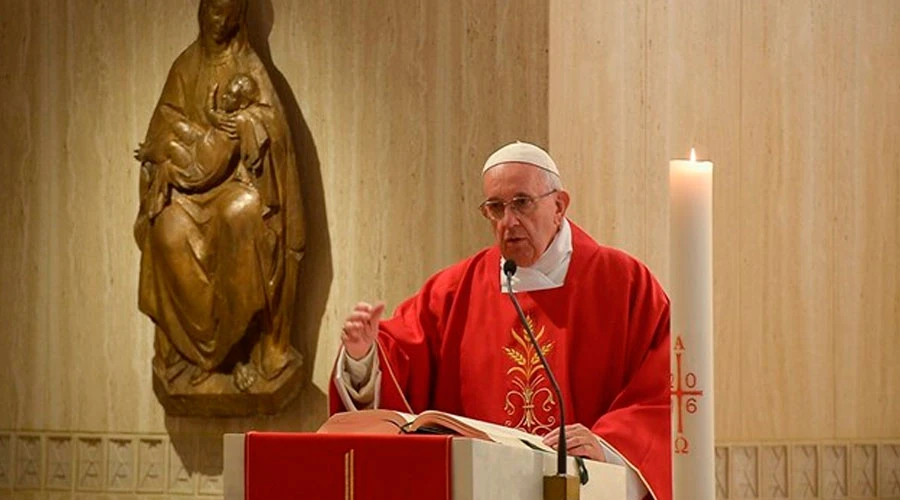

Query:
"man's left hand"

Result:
[[542, 424, 606, 462]]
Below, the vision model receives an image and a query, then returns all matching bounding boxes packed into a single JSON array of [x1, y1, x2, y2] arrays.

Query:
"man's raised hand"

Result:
[[341, 301, 385, 360]]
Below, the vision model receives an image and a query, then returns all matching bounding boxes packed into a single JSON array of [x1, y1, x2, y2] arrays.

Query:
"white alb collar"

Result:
[[500, 218, 573, 293]]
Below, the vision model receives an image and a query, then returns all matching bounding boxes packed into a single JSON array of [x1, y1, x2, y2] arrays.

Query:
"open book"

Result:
[[318, 409, 553, 453]]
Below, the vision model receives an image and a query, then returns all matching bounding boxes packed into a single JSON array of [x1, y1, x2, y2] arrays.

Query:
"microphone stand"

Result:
[[504, 262, 580, 500]]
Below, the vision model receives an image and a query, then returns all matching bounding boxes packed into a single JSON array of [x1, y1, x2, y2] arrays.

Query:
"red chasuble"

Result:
[[330, 221, 671, 500]]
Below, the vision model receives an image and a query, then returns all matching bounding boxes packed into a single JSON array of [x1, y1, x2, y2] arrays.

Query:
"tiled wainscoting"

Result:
[[1, 431, 898, 499], [715, 442, 900, 499], [0, 431, 223, 499]]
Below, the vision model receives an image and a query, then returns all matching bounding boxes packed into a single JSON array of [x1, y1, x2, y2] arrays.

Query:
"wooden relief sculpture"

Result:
[[133, 0, 305, 416]]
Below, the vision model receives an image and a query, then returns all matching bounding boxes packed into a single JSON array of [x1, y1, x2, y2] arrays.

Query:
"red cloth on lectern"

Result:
[[330, 221, 671, 500], [244, 432, 452, 500]]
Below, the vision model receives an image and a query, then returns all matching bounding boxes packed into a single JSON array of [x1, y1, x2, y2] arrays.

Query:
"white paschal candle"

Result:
[[669, 149, 715, 500]]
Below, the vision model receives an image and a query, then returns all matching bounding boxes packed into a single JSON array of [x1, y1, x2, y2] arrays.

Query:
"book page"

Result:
[[416, 411, 553, 453], [320, 410, 554, 454]]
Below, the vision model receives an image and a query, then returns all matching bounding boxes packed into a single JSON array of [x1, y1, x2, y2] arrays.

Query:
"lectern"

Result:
[[224, 432, 627, 499]]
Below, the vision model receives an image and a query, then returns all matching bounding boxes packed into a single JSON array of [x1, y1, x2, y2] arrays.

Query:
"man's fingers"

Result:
[[342, 301, 385, 350], [565, 435, 586, 450], [543, 428, 559, 444], [349, 310, 373, 323], [549, 434, 582, 450], [543, 424, 580, 441], [540, 425, 604, 462], [370, 302, 386, 323], [349, 301, 386, 325], [565, 427, 599, 453], [544, 425, 593, 447], [343, 320, 365, 334]]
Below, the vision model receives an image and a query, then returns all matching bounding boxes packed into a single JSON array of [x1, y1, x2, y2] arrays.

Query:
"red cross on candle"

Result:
[[671, 335, 703, 455]]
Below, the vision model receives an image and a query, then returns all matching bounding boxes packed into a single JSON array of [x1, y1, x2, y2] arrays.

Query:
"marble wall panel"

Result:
[[0, 0, 547, 440], [833, 0, 900, 440], [0, 3, 898, 498], [552, 0, 898, 444]]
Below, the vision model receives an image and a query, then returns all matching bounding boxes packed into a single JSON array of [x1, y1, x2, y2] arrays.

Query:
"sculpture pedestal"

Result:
[[152, 349, 304, 417]]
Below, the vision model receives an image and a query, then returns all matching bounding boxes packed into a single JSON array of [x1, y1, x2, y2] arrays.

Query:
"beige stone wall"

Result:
[[550, 1, 900, 497], [551, 0, 900, 441], [0, 0, 547, 496], [0, 0, 898, 498]]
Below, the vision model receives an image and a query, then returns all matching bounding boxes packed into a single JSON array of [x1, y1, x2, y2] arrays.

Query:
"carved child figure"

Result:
[[171, 73, 261, 170], [135, 73, 267, 222]]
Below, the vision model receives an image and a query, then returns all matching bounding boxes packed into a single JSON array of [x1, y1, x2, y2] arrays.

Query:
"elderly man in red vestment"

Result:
[[330, 142, 671, 500]]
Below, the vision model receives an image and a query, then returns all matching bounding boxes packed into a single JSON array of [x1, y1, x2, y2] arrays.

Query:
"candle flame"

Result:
[[690, 148, 697, 162]]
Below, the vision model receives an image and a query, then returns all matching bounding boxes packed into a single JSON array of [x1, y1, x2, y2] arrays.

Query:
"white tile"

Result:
[[14, 434, 42, 490], [137, 437, 166, 493], [46, 435, 74, 490], [791, 445, 818, 498], [107, 437, 136, 491], [849, 444, 877, 497], [731, 446, 758, 498], [760, 445, 788, 498], [76, 436, 105, 492]]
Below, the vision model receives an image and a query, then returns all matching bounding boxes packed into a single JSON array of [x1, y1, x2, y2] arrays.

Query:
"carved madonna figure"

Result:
[[133, 0, 305, 416]]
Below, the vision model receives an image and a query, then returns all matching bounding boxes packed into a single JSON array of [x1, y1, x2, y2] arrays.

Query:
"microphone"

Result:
[[503, 260, 568, 478]]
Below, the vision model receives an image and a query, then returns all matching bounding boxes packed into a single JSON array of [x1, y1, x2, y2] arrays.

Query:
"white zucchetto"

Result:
[[482, 141, 560, 177]]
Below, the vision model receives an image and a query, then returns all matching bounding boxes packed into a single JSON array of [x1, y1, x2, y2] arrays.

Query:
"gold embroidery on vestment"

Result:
[[502, 315, 556, 434]]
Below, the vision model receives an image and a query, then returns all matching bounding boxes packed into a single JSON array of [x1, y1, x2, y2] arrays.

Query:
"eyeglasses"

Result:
[[479, 189, 558, 221]]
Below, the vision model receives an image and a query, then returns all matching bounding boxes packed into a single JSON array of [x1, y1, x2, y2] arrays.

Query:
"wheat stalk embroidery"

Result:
[[502, 315, 556, 434]]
